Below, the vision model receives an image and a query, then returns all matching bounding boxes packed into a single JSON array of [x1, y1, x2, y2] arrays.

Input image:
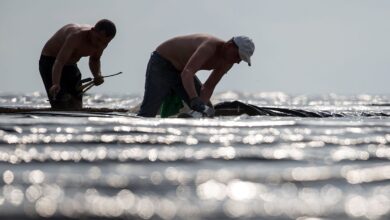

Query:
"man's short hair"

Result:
[[95, 19, 116, 37]]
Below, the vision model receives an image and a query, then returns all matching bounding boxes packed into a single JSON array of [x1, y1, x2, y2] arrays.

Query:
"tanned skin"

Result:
[[155, 34, 241, 103], [41, 23, 113, 97]]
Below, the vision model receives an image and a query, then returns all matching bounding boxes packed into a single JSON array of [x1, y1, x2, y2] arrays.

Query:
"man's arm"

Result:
[[181, 42, 215, 100], [200, 64, 233, 102], [49, 34, 78, 96], [89, 50, 103, 78], [89, 50, 104, 85]]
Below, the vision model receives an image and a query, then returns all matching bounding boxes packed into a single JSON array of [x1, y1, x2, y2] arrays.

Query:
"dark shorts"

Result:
[[138, 51, 202, 117], [39, 55, 82, 109]]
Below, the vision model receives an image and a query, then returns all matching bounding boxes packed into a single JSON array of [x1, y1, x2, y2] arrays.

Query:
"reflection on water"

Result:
[[0, 92, 389, 219]]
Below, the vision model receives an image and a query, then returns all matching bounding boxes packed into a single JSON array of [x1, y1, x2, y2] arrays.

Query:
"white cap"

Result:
[[233, 36, 255, 66]]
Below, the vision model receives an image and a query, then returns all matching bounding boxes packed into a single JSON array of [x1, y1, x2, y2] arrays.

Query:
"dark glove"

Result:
[[190, 97, 206, 112]]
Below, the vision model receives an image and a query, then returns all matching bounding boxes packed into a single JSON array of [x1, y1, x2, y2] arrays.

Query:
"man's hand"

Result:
[[93, 76, 104, 86], [203, 106, 215, 117], [49, 84, 61, 100], [190, 97, 206, 112], [189, 97, 215, 117]]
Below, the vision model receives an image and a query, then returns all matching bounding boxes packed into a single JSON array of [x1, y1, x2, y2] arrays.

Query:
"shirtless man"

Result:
[[39, 19, 116, 109], [138, 34, 255, 117]]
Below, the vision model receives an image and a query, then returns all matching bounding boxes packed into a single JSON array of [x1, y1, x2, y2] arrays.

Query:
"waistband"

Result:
[[39, 55, 56, 62], [39, 55, 77, 67], [151, 51, 179, 71]]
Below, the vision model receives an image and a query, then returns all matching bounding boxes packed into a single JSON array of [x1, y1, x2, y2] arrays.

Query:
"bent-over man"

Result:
[[39, 19, 116, 109], [138, 33, 255, 117]]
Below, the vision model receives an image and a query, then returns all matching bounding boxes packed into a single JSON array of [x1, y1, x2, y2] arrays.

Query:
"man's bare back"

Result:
[[156, 34, 227, 71], [42, 24, 101, 64], [155, 34, 244, 103]]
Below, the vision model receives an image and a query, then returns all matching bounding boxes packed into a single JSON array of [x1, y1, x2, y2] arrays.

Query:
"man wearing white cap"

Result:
[[138, 34, 255, 117]]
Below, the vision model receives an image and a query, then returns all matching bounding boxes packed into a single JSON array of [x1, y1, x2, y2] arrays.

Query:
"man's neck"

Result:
[[216, 43, 225, 57]]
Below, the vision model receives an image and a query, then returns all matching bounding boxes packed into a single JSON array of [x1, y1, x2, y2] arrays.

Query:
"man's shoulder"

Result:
[[190, 33, 222, 42], [59, 23, 81, 33], [61, 24, 90, 35], [195, 34, 223, 48], [62, 26, 89, 43], [201, 36, 224, 52], [62, 23, 92, 30]]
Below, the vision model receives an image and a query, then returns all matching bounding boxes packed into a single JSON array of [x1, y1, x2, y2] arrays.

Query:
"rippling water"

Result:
[[0, 92, 390, 219]]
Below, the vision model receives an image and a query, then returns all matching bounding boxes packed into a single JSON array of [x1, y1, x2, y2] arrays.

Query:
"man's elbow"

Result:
[[53, 59, 65, 69], [181, 69, 195, 80], [89, 57, 100, 64], [201, 85, 215, 97]]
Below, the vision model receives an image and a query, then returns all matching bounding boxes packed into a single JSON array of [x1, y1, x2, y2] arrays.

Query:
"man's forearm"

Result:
[[200, 86, 213, 103], [89, 59, 101, 77], [181, 71, 198, 99], [52, 60, 63, 85]]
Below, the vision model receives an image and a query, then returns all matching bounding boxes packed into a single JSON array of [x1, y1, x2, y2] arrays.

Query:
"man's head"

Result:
[[90, 19, 116, 47], [222, 39, 242, 64], [232, 36, 255, 66], [95, 19, 116, 37]]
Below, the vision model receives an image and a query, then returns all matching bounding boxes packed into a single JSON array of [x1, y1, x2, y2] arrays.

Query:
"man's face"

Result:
[[90, 29, 113, 48], [225, 42, 241, 64]]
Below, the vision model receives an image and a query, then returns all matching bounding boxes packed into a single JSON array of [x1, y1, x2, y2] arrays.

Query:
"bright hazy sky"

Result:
[[1, 0, 390, 95]]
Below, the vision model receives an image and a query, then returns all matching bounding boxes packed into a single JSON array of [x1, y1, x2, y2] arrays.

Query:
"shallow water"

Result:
[[0, 92, 389, 219]]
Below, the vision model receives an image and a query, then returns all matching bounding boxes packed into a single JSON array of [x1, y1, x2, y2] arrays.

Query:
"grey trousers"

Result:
[[138, 51, 202, 117]]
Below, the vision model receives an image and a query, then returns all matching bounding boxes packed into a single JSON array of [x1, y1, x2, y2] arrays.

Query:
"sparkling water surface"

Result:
[[0, 92, 389, 219]]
